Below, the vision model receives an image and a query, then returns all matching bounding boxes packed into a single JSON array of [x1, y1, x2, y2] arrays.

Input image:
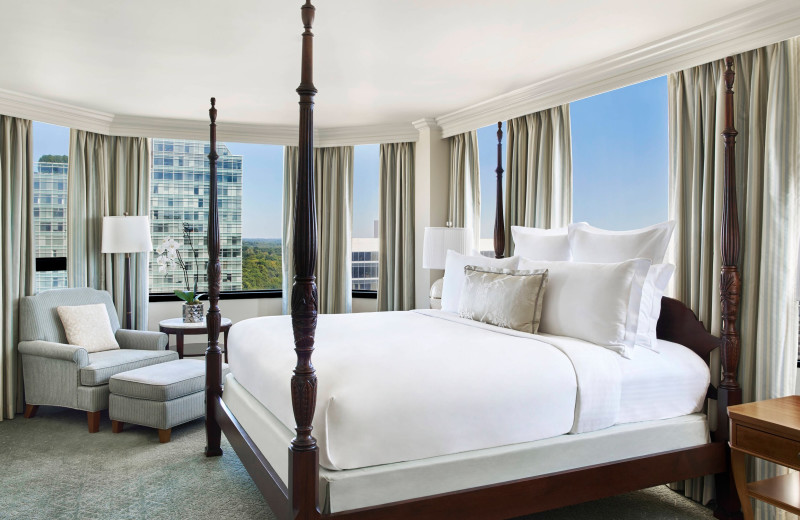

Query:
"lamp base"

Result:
[[429, 277, 444, 310]]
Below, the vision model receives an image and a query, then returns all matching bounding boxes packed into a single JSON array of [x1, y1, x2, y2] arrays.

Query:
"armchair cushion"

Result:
[[18, 340, 89, 367], [57, 304, 120, 353], [80, 349, 178, 387], [115, 329, 169, 351]]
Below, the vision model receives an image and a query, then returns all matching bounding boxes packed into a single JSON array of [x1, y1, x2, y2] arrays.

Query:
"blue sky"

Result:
[[477, 76, 668, 236], [33, 76, 667, 240]]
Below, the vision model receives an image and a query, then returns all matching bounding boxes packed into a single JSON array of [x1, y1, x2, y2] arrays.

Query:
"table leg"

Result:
[[177, 332, 184, 359], [224, 328, 229, 363], [731, 448, 754, 520]]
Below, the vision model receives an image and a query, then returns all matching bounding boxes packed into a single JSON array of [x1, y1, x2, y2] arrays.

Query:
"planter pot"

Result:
[[182, 303, 205, 323]]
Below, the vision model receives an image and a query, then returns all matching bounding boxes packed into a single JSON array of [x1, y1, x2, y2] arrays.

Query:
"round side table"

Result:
[[158, 317, 233, 362]]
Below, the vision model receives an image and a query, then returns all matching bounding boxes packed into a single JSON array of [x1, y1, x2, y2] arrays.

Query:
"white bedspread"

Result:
[[228, 309, 635, 470]]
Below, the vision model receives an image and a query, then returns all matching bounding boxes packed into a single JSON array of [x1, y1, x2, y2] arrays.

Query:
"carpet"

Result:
[[0, 406, 715, 519]]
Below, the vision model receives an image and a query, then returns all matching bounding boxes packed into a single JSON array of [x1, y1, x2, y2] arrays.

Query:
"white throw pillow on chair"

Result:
[[57, 303, 120, 353]]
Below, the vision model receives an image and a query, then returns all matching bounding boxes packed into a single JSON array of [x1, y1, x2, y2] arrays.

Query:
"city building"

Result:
[[351, 237, 378, 291], [149, 139, 243, 293], [33, 161, 68, 293]]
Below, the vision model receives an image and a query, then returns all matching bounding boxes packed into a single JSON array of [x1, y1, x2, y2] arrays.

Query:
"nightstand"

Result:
[[728, 395, 800, 520]]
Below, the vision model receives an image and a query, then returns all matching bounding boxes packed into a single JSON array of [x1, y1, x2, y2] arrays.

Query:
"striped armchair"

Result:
[[18, 288, 178, 432]]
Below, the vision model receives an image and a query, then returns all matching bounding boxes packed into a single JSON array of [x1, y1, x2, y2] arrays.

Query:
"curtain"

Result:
[[448, 131, 480, 247], [283, 146, 353, 314], [668, 38, 800, 515], [378, 142, 415, 311], [0, 116, 35, 419], [67, 130, 151, 330], [504, 106, 572, 256]]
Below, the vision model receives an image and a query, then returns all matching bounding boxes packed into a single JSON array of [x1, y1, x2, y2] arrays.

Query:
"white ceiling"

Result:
[[1, 0, 799, 140]]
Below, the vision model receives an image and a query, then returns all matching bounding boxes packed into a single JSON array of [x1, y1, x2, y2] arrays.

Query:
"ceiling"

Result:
[[1, 0, 799, 140]]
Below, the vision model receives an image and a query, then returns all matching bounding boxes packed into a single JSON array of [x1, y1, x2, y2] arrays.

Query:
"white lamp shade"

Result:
[[101, 216, 152, 253], [422, 227, 473, 270]]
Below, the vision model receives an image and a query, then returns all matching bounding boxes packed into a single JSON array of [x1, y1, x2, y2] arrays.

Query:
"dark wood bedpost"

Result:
[[493, 122, 505, 258], [289, 1, 321, 519], [714, 56, 743, 520], [205, 97, 224, 457]]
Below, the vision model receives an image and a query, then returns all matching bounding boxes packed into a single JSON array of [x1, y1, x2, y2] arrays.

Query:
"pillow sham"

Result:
[[568, 221, 675, 264], [457, 266, 549, 334], [518, 257, 651, 358], [57, 303, 120, 353], [635, 264, 675, 352], [440, 251, 518, 313], [511, 226, 571, 261]]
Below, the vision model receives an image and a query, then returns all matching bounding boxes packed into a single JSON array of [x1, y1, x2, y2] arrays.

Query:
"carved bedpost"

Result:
[[205, 97, 224, 457], [289, 2, 321, 519], [493, 122, 505, 259], [714, 56, 743, 520]]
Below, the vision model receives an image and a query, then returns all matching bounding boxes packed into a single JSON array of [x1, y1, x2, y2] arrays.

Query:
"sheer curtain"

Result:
[[67, 130, 151, 329], [504, 106, 572, 255], [378, 142, 415, 311], [668, 38, 800, 515], [283, 146, 354, 314], [0, 115, 35, 419], [448, 131, 480, 247]]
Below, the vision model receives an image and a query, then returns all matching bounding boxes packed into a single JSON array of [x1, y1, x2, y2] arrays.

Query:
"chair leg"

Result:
[[87, 411, 101, 433], [158, 428, 171, 443], [23, 404, 39, 418], [111, 420, 124, 433]]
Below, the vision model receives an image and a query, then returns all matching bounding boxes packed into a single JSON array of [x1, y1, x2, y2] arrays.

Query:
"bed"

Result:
[[202, 3, 745, 519]]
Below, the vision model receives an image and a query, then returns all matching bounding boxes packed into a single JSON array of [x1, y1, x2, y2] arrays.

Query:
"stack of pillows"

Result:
[[441, 221, 676, 358]]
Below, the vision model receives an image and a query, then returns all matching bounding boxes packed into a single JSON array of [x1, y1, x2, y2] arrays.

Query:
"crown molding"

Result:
[[412, 118, 439, 131], [0, 88, 113, 134], [436, 0, 800, 137], [316, 123, 417, 147]]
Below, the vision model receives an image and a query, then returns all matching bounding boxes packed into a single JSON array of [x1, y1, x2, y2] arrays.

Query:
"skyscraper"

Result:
[[149, 139, 243, 294], [33, 161, 68, 293]]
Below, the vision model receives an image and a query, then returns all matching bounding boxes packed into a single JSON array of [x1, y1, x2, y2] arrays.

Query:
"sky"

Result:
[[477, 75, 668, 236], [33, 75, 667, 241]]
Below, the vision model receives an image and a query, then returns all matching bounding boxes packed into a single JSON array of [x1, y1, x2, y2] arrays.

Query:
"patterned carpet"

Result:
[[0, 406, 715, 520]]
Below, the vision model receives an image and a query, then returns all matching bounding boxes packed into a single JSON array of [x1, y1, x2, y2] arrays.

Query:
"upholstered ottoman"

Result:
[[108, 359, 229, 443]]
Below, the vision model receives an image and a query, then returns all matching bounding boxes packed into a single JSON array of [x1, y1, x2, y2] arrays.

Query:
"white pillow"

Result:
[[519, 258, 651, 358], [635, 264, 675, 352], [511, 226, 571, 261], [57, 303, 120, 353], [441, 251, 518, 313], [568, 221, 675, 264]]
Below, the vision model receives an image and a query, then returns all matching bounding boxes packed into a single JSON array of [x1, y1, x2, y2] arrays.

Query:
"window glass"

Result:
[[352, 144, 379, 291], [32, 122, 69, 293], [149, 139, 283, 294], [571, 76, 668, 229]]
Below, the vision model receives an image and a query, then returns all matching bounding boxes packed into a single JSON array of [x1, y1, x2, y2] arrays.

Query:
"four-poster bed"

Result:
[[203, 3, 743, 519]]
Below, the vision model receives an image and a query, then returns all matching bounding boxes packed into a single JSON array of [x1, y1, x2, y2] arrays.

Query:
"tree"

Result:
[[38, 154, 68, 164]]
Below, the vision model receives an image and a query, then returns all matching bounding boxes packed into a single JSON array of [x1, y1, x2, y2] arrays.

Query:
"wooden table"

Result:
[[728, 395, 800, 520], [158, 317, 232, 363]]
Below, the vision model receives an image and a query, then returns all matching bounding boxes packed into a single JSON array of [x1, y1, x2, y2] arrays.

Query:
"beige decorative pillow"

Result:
[[57, 304, 120, 353], [457, 266, 549, 333]]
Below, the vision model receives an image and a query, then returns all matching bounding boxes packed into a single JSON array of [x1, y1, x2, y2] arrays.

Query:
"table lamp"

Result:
[[101, 215, 152, 329], [422, 225, 473, 308]]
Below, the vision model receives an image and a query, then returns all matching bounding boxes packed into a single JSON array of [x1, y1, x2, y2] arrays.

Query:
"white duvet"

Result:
[[228, 309, 708, 471]]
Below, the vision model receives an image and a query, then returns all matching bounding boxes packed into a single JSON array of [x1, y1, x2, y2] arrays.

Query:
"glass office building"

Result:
[[149, 139, 243, 293], [33, 161, 69, 293]]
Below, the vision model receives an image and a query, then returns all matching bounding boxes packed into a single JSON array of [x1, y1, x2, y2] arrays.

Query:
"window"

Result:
[[477, 122, 505, 256], [149, 139, 283, 296], [32, 122, 69, 293], [352, 144, 379, 292], [571, 77, 668, 229]]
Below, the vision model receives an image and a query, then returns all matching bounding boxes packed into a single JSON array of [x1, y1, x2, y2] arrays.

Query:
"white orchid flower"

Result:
[[156, 239, 169, 254]]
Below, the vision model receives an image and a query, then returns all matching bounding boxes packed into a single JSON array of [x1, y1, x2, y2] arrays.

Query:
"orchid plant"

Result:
[[154, 223, 205, 305]]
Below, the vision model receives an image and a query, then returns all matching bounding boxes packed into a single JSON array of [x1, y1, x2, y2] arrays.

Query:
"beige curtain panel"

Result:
[[504, 106, 572, 256], [67, 130, 151, 330], [0, 115, 35, 419], [283, 146, 354, 314], [448, 131, 480, 247], [378, 142, 415, 311], [668, 38, 800, 514]]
